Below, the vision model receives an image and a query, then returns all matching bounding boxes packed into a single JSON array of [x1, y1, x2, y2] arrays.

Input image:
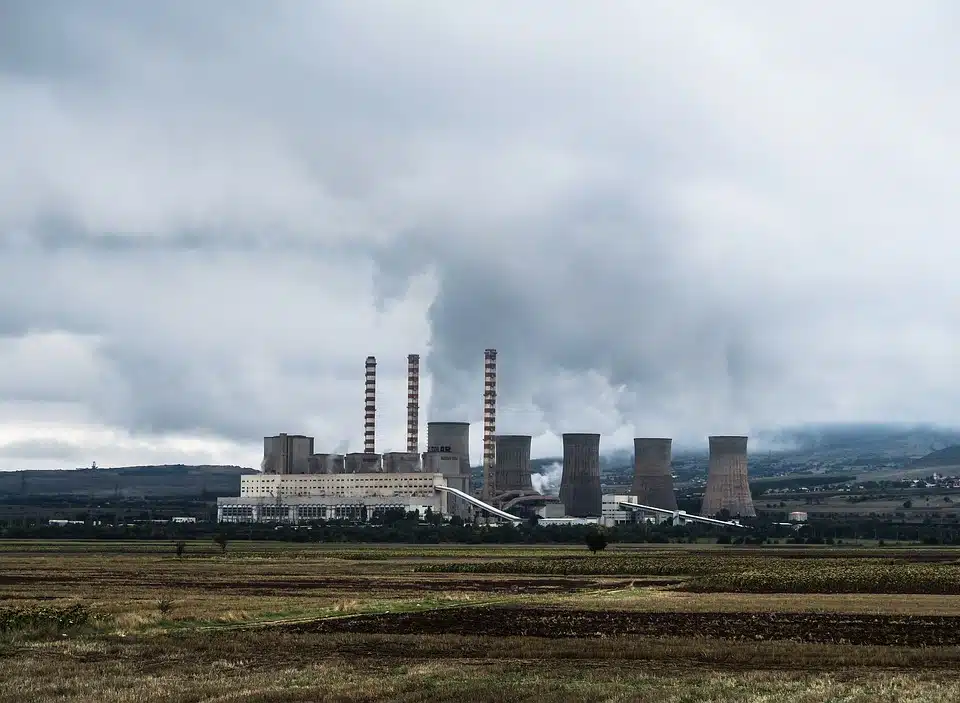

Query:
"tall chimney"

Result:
[[364, 356, 377, 454], [406, 354, 420, 454], [482, 348, 498, 500]]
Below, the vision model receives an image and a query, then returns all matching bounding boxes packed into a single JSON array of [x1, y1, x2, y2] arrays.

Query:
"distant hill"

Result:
[[755, 424, 960, 461], [910, 446, 960, 468], [0, 465, 256, 498]]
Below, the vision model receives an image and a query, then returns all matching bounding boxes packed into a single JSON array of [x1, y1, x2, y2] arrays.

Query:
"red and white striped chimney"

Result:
[[364, 356, 377, 454], [482, 348, 498, 500], [406, 354, 420, 454]]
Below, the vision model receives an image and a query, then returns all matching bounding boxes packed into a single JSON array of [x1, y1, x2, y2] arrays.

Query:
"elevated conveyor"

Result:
[[435, 485, 523, 522], [616, 502, 750, 529]]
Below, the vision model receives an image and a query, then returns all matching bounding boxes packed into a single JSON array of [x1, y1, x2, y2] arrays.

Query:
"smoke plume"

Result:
[[531, 461, 563, 495]]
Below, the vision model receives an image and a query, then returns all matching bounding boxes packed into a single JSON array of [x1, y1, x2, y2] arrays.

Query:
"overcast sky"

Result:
[[2, 1, 959, 469]]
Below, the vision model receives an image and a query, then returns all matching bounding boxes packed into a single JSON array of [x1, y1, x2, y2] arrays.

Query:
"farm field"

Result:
[[2, 541, 960, 701]]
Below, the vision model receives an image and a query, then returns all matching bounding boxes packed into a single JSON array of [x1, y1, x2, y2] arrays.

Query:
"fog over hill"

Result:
[[0, 465, 254, 498]]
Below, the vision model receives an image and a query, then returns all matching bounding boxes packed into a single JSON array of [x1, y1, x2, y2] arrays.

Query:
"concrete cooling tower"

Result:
[[426, 422, 470, 477], [494, 435, 532, 494], [701, 435, 755, 518], [559, 433, 601, 517], [631, 438, 677, 510]]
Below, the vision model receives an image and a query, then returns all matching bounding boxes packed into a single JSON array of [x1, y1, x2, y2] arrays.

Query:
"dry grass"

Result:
[[2, 632, 960, 702], [3, 541, 960, 702]]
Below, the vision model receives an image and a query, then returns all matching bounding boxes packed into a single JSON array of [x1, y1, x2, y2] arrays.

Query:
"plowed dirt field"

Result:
[[294, 605, 960, 647]]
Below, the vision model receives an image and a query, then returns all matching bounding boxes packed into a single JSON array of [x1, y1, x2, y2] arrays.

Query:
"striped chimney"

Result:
[[406, 354, 420, 454], [482, 348, 498, 500], [364, 356, 377, 454]]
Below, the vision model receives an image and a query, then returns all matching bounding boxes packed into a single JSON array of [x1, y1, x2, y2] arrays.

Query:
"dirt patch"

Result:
[[290, 605, 960, 647], [0, 573, 629, 595]]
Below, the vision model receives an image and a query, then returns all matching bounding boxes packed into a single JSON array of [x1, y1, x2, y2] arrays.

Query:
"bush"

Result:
[[584, 530, 608, 553], [0, 604, 90, 633]]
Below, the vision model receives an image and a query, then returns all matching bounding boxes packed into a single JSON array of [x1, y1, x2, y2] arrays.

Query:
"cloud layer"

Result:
[[2, 1, 960, 468]]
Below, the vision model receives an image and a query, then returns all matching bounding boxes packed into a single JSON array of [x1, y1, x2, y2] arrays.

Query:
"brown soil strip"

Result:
[[288, 605, 960, 647]]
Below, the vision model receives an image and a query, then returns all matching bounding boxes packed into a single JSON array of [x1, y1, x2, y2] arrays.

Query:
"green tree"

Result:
[[213, 533, 228, 554], [175, 540, 186, 558], [584, 528, 608, 553]]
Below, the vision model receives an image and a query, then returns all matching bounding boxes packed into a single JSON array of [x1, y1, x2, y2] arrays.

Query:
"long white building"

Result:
[[217, 472, 450, 524]]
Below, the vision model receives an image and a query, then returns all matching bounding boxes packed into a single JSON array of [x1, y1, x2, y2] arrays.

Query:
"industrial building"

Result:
[[425, 421, 472, 517], [344, 452, 382, 473], [218, 473, 449, 523], [559, 433, 602, 517], [701, 435, 756, 518], [631, 438, 678, 510], [262, 434, 314, 474], [308, 453, 344, 474], [383, 452, 421, 474]]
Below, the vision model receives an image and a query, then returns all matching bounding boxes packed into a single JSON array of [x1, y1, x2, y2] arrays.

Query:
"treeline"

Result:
[[0, 519, 750, 545], [3, 512, 960, 546]]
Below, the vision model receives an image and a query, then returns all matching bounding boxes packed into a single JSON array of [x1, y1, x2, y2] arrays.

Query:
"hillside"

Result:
[[910, 445, 960, 468], [0, 465, 256, 498]]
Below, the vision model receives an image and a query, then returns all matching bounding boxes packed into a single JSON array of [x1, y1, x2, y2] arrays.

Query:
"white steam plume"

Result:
[[531, 461, 563, 495]]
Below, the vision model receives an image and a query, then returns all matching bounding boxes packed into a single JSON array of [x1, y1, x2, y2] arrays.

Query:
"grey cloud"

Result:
[[0, 439, 78, 460], [1, 1, 959, 468]]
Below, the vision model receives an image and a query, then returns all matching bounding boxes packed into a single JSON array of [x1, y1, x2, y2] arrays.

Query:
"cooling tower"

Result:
[[631, 438, 677, 510], [427, 422, 470, 477], [701, 436, 755, 518], [559, 433, 601, 517], [494, 435, 532, 494]]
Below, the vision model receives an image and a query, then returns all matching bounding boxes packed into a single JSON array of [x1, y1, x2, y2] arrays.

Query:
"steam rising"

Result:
[[531, 461, 563, 495]]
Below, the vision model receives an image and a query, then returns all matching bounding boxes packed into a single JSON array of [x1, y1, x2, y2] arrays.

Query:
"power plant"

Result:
[[631, 438, 678, 511], [218, 349, 755, 527], [559, 433, 602, 517], [701, 435, 755, 518]]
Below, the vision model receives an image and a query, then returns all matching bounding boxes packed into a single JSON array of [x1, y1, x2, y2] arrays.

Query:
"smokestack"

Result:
[[494, 435, 532, 494], [559, 433, 601, 517], [702, 436, 755, 518], [364, 356, 377, 454], [482, 348, 498, 501], [406, 354, 420, 454], [632, 438, 678, 510]]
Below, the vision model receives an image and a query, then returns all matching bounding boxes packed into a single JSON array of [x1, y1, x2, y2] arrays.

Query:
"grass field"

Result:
[[2, 540, 960, 701]]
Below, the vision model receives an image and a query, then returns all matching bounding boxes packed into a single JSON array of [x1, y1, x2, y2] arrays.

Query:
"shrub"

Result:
[[0, 604, 90, 633]]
